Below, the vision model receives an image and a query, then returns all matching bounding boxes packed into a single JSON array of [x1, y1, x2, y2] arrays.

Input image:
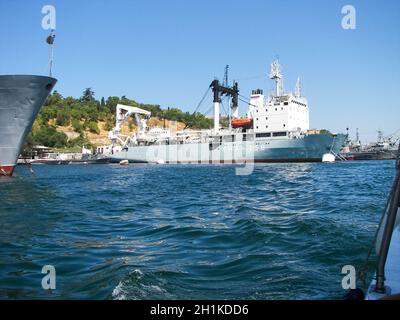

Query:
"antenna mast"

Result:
[[46, 30, 56, 77], [378, 130, 384, 143], [223, 65, 229, 87], [269, 60, 284, 97], [295, 77, 302, 98], [223, 65, 231, 127]]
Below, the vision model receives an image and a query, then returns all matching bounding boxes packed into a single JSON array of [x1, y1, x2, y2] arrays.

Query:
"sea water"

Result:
[[0, 161, 394, 299]]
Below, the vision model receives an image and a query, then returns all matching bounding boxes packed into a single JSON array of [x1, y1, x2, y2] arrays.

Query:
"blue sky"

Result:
[[1, 0, 399, 142]]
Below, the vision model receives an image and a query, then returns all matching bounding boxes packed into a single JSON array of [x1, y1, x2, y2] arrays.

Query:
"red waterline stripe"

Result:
[[0, 165, 15, 177]]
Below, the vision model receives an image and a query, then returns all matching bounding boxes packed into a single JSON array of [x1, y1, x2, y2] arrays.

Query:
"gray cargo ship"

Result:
[[104, 61, 346, 164], [0, 75, 57, 176]]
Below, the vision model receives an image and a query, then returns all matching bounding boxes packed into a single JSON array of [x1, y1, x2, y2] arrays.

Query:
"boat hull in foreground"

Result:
[[0, 75, 57, 177]]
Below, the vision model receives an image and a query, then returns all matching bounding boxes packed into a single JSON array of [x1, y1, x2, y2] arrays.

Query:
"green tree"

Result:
[[68, 135, 94, 149], [71, 119, 84, 133], [87, 121, 100, 134], [31, 125, 68, 148], [56, 109, 71, 126], [70, 108, 82, 121], [81, 88, 96, 103], [40, 105, 58, 122], [320, 129, 332, 135], [106, 96, 120, 114], [104, 116, 115, 131], [45, 90, 63, 106]]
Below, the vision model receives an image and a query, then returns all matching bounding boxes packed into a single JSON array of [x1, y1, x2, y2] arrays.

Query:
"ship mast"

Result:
[[223, 65, 229, 87], [223, 65, 233, 129], [295, 77, 302, 98], [377, 130, 384, 143], [46, 30, 56, 77], [269, 60, 284, 97]]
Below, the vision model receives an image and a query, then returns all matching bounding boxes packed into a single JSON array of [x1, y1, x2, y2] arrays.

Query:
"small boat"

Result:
[[119, 160, 129, 165], [231, 117, 253, 129]]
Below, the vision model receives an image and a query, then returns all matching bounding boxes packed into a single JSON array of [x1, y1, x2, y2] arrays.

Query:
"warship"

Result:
[[341, 129, 399, 161], [0, 75, 57, 176], [102, 61, 346, 164]]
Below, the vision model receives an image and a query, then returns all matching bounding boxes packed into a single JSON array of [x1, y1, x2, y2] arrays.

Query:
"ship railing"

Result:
[[374, 144, 400, 293], [329, 135, 348, 161], [330, 151, 348, 161]]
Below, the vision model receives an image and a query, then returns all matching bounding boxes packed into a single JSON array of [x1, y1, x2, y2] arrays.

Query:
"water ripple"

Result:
[[0, 161, 395, 299]]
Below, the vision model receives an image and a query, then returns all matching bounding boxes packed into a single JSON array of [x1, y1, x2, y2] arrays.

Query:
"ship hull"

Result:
[[110, 133, 346, 164], [0, 165, 15, 176], [341, 150, 397, 161], [0, 75, 57, 176]]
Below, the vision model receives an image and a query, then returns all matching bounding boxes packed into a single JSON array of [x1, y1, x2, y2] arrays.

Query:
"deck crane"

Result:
[[386, 129, 400, 147], [108, 104, 151, 148]]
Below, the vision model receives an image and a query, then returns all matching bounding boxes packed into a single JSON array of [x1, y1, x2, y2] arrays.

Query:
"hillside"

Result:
[[52, 117, 187, 147], [24, 88, 211, 153]]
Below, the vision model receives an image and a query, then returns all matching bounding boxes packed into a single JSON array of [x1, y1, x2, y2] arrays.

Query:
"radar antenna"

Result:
[[269, 60, 284, 97]]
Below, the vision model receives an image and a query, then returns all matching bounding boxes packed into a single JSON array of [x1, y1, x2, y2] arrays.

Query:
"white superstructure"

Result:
[[249, 60, 309, 136]]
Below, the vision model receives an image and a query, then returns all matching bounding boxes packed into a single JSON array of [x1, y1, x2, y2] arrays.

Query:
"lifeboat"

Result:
[[231, 117, 253, 129]]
